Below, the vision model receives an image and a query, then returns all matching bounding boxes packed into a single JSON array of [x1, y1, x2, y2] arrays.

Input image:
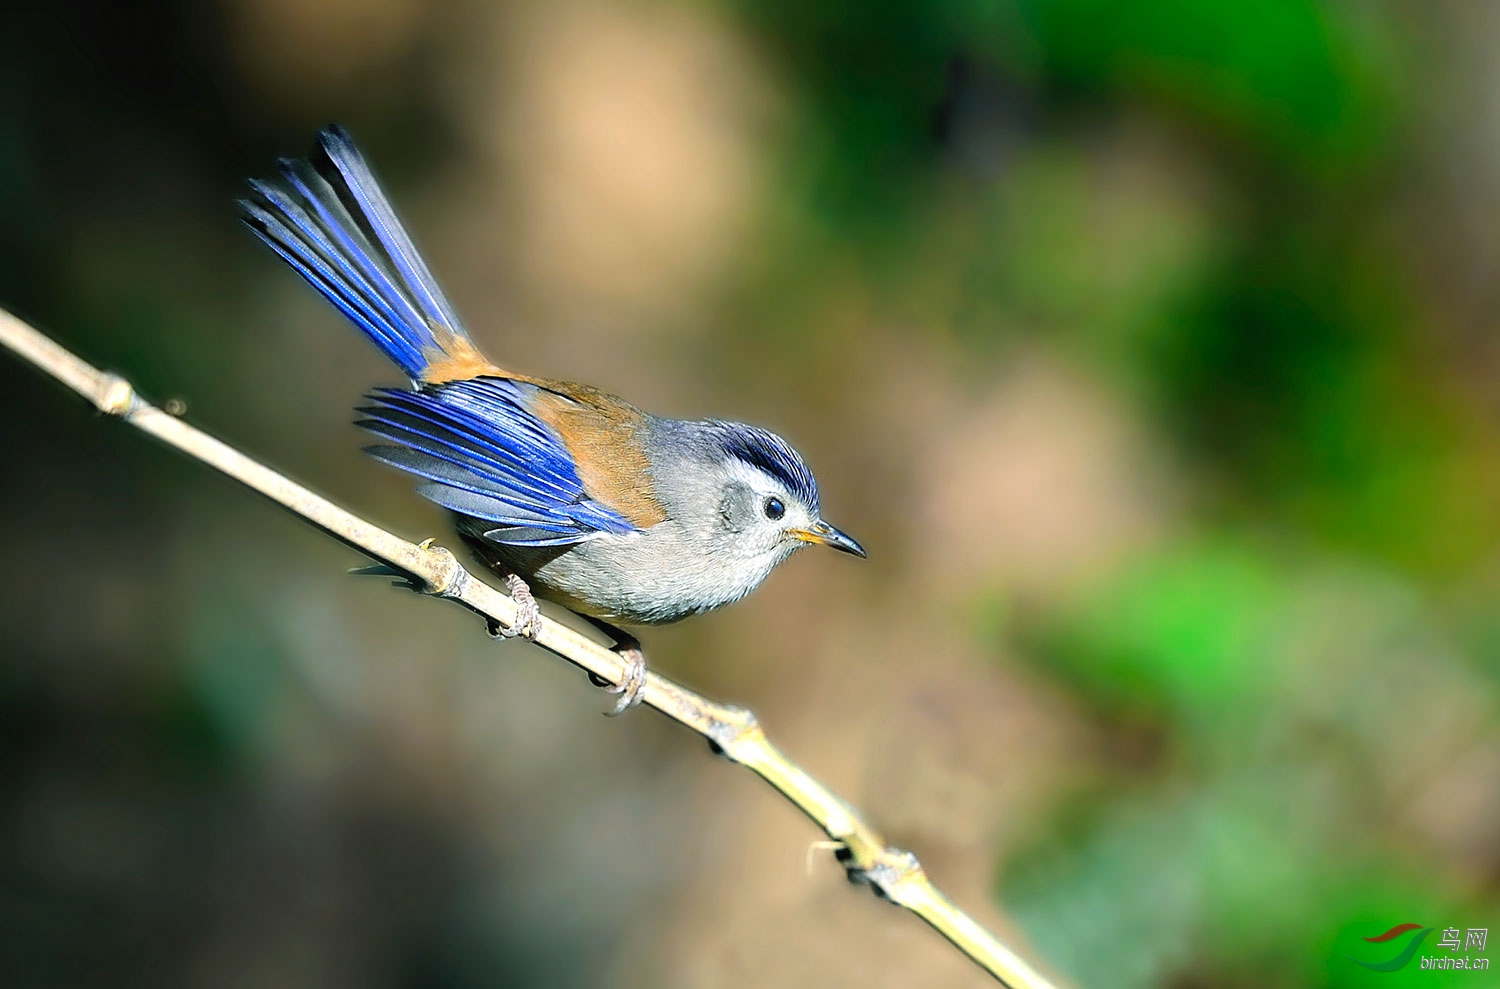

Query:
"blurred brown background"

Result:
[[2, 1, 1499, 986]]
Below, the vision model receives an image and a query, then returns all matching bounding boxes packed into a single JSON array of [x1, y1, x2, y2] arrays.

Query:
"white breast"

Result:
[[524, 522, 793, 625]]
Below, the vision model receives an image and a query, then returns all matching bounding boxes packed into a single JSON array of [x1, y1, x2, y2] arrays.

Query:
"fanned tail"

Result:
[[240, 125, 468, 380]]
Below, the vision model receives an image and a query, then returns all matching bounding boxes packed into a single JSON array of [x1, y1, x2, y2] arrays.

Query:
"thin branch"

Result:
[[0, 307, 1056, 989]]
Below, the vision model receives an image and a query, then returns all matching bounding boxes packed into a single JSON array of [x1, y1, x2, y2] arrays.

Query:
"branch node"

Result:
[[95, 373, 138, 418], [701, 704, 760, 758], [855, 848, 924, 901], [420, 544, 469, 599]]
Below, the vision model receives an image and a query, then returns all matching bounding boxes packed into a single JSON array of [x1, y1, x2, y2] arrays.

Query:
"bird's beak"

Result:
[[789, 520, 867, 558]]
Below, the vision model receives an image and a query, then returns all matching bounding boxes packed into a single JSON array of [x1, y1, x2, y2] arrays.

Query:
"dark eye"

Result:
[[763, 496, 786, 520]]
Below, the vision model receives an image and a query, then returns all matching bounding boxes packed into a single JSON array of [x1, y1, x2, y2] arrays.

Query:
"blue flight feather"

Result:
[[358, 379, 638, 545]]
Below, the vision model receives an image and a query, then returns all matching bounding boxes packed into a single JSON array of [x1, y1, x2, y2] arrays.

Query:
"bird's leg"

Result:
[[582, 616, 648, 716], [497, 572, 542, 640], [455, 533, 541, 641]]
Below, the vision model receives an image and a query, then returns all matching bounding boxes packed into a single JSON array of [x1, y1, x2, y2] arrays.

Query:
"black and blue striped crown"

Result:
[[711, 421, 819, 513]]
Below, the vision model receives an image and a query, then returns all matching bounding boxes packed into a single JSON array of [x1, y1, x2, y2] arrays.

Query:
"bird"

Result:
[[239, 126, 865, 714]]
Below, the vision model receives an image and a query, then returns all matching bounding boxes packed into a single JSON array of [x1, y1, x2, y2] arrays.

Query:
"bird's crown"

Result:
[[707, 420, 820, 513]]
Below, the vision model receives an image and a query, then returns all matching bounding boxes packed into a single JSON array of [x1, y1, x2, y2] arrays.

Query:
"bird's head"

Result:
[[705, 421, 865, 565]]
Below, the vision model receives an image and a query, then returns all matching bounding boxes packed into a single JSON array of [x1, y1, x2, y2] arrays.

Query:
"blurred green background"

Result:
[[2, 1, 1498, 986]]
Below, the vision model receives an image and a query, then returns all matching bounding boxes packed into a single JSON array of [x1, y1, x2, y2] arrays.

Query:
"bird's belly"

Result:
[[461, 522, 777, 626]]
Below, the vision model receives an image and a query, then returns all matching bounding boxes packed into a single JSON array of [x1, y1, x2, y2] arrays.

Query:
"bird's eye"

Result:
[[763, 496, 786, 521]]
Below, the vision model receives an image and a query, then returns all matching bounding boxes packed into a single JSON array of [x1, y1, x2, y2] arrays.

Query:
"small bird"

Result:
[[240, 126, 865, 713]]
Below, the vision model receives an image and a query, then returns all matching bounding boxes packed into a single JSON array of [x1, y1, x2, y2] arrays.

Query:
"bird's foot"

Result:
[[586, 630, 648, 716], [498, 573, 541, 639]]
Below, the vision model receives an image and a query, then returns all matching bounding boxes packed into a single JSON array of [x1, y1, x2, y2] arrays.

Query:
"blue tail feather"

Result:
[[241, 126, 468, 380], [257, 162, 425, 348], [317, 125, 466, 335], [239, 196, 418, 370]]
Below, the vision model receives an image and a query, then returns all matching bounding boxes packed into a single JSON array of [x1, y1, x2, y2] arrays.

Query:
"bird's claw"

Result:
[[499, 573, 541, 639], [589, 641, 647, 716]]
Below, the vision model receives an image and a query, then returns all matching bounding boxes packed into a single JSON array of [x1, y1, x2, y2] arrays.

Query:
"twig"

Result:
[[0, 307, 1056, 988]]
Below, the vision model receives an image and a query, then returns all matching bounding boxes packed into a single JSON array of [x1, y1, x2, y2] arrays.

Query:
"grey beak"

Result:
[[793, 520, 867, 558]]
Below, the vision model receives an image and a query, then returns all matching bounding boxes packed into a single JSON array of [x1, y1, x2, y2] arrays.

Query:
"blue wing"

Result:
[[358, 378, 638, 546]]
